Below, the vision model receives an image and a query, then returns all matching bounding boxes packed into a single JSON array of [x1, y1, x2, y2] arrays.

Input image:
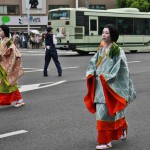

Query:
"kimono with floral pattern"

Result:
[[0, 37, 24, 93]]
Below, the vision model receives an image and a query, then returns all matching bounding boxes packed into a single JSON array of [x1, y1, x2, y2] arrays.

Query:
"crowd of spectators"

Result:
[[11, 32, 46, 49]]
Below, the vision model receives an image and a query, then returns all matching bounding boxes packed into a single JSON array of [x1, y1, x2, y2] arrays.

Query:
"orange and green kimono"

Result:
[[0, 37, 24, 105], [84, 43, 136, 144]]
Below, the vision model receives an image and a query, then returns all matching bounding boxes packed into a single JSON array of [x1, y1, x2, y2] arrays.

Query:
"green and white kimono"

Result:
[[84, 43, 136, 144]]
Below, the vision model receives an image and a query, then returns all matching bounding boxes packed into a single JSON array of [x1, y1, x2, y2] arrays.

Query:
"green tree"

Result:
[[126, 0, 149, 12], [116, 0, 126, 8], [116, 0, 149, 12]]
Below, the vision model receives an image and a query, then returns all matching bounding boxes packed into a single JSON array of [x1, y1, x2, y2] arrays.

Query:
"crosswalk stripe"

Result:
[[19, 80, 67, 92], [0, 130, 28, 139]]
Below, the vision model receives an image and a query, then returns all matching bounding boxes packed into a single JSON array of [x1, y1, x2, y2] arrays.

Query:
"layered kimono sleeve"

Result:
[[0, 42, 24, 87], [5, 45, 24, 86], [84, 52, 100, 114], [100, 49, 136, 116]]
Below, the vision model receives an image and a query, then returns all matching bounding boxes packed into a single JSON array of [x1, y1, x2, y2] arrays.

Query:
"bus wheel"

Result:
[[77, 51, 89, 55], [130, 50, 138, 53]]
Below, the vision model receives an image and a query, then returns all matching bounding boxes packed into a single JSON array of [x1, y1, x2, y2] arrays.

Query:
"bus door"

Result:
[[89, 16, 99, 50]]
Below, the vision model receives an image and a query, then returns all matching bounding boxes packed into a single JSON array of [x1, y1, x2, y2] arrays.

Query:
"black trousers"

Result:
[[43, 48, 62, 75]]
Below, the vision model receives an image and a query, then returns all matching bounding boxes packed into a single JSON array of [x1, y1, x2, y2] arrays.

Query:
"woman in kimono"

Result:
[[0, 25, 25, 107], [84, 24, 136, 149]]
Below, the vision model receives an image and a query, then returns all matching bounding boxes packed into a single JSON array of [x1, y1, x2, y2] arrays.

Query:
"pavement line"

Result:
[[21, 54, 45, 56], [24, 66, 79, 73], [58, 51, 77, 54], [20, 50, 77, 54], [27, 51, 44, 53], [19, 80, 67, 92], [21, 51, 77, 56], [24, 69, 43, 72], [127, 61, 141, 63], [24, 67, 40, 69], [62, 66, 79, 69], [0, 130, 28, 139]]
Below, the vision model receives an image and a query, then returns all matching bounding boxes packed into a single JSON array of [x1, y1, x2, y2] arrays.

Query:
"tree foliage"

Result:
[[116, 0, 126, 8], [116, 0, 150, 12]]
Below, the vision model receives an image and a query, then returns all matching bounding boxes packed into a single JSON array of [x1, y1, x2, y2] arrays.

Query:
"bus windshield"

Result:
[[49, 10, 70, 20]]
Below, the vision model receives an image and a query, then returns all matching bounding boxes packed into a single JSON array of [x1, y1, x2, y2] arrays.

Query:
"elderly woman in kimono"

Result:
[[0, 25, 25, 107], [84, 24, 136, 149]]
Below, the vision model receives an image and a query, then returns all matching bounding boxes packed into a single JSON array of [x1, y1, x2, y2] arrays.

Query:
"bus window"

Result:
[[145, 20, 149, 35], [134, 19, 149, 35], [76, 11, 84, 26], [117, 18, 133, 35], [90, 20, 97, 31], [89, 17, 98, 35], [49, 10, 70, 20], [99, 17, 116, 35]]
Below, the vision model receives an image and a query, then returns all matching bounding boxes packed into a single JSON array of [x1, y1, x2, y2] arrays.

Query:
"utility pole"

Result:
[[76, 0, 78, 8], [27, 0, 30, 35]]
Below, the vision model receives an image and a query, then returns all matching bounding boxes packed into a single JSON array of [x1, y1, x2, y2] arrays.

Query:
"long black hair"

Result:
[[0, 25, 10, 38], [104, 24, 119, 42]]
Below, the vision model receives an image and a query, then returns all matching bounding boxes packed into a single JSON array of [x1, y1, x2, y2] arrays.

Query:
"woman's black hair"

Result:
[[0, 25, 10, 38], [104, 24, 119, 42]]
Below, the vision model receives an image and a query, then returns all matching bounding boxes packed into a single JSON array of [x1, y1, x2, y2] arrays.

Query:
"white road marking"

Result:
[[127, 61, 141, 63], [63, 66, 79, 69], [22, 53, 45, 56], [23, 67, 40, 69], [19, 80, 66, 92], [0, 130, 28, 139], [20, 50, 77, 56], [24, 66, 79, 73], [58, 51, 77, 54], [24, 69, 43, 73], [20, 50, 77, 53], [27, 51, 44, 53]]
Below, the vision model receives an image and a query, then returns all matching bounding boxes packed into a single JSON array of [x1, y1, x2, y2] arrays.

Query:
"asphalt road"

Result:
[[0, 49, 150, 150]]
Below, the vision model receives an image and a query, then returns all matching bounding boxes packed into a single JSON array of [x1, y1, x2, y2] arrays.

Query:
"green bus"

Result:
[[48, 7, 150, 54]]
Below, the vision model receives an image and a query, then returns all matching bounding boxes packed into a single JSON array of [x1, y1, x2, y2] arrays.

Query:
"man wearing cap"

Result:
[[43, 26, 62, 77]]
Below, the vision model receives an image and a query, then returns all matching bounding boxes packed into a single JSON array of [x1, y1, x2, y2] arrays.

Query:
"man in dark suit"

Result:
[[43, 27, 62, 77]]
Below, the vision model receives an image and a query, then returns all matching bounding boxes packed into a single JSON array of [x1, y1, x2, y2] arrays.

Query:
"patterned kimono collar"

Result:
[[0, 37, 12, 49], [1, 37, 10, 44], [0, 37, 21, 58], [101, 42, 120, 59], [104, 43, 112, 53]]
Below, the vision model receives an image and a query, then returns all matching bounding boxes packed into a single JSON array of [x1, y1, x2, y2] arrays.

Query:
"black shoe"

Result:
[[58, 73, 62, 77], [44, 74, 48, 77]]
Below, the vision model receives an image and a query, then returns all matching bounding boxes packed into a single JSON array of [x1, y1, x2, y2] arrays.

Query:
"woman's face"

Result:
[[0, 28, 5, 39], [102, 28, 112, 44]]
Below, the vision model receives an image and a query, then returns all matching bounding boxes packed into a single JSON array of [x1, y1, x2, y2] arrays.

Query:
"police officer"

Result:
[[43, 26, 62, 77]]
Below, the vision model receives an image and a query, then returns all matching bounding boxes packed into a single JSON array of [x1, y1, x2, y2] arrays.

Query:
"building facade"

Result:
[[0, 0, 116, 33]]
